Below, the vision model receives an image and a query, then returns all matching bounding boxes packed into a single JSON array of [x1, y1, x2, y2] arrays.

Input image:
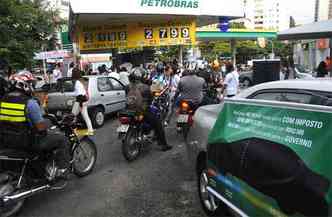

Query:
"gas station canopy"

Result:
[[69, 0, 243, 26], [278, 19, 332, 40], [69, 0, 244, 51]]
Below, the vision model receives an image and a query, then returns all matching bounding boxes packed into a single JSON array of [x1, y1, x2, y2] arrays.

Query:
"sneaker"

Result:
[[161, 145, 173, 152]]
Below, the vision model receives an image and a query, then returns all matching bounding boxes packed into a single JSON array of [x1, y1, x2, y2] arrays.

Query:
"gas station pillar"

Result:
[[230, 39, 237, 66]]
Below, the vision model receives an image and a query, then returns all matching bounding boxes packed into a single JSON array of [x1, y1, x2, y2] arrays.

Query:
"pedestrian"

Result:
[[71, 68, 94, 135], [119, 67, 130, 86], [67, 62, 74, 78], [52, 63, 62, 83], [281, 61, 290, 80], [325, 56, 331, 74], [109, 67, 120, 80], [317, 61, 328, 78], [164, 64, 181, 126], [223, 63, 239, 98]]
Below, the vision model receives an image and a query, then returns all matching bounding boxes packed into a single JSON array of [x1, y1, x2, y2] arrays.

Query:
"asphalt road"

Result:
[[18, 115, 205, 217]]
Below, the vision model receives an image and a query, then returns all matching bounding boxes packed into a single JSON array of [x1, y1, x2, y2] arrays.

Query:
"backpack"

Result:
[[127, 84, 144, 112]]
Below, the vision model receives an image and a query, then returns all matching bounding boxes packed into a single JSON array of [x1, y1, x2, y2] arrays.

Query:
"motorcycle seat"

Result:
[[0, 149, 37, 160]]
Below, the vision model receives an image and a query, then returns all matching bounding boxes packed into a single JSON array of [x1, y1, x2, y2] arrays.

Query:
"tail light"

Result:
[[180, 101, 190, 112], [136, 114, 144, 122], [43, 94, 48, 108], [119, 116, 130, 124]]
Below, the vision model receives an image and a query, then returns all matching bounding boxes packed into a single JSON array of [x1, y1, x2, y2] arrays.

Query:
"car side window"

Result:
[[250, 92, 283, 101], [97, 78, 112, 92], [109, 78, 123, 91], [251, 91, 313, 105]]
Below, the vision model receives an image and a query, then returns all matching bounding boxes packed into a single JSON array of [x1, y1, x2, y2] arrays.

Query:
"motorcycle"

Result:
[[0, 114, 97, 217], [202, 84, 222, 105], [176, 100, 197, 139], [117, 88, 169, 162]]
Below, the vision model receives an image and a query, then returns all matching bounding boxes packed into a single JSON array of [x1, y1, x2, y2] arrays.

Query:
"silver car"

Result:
[[47, 75, 127, 128], [186, 79, 332, 216]]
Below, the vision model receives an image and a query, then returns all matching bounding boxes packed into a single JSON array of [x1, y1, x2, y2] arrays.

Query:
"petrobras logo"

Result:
[[140, 0, 199, 9]]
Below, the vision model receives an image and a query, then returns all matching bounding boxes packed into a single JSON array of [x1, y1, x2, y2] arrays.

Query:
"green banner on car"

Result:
[[207, 101, 332, 216]]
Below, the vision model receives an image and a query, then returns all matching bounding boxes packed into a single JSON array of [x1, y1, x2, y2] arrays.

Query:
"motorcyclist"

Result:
[[127, 68, 172, 152], [151, 62, 167, 92], [174, 69, 205, 109], [0, 72, 70, 178], [196, 60, 211, 83]]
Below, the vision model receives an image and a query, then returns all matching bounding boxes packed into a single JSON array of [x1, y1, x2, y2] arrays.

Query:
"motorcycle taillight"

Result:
[[180, 101, 190, 111], [119, 117, 130, 124]]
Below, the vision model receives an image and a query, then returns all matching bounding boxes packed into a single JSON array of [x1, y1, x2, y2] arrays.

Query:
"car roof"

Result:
[[237, 79, 332, 98], [83, 75, 110, 78]]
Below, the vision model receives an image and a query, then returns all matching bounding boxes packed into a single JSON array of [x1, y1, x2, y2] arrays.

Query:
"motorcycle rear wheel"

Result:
[[122, 128, 141, 162], [73, 137, 97, 177]]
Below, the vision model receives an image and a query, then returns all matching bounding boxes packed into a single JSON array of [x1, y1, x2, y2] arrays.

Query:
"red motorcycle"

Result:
[[176, 100, 197, 139]]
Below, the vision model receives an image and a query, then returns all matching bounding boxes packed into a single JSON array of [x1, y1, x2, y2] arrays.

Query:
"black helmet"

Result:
[[129, 67, 144, 83]]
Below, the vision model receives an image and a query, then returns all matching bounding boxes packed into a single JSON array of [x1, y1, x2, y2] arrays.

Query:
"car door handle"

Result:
[[101, 94, 104, 97], [117, 92, 120, 95]]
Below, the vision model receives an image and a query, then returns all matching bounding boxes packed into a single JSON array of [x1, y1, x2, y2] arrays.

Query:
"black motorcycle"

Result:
[[0, 114, 97, 217], [117, 88, 169, 162]]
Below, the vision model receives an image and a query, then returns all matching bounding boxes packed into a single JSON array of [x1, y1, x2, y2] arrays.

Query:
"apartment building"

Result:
[[243, 0, 289, 31]]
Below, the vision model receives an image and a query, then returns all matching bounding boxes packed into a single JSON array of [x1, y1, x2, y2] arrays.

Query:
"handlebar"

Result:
[[43, 113, 59, 127]]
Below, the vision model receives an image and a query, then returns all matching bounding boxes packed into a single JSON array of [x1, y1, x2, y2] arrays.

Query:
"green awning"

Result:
[[196, 31, 277, 41]]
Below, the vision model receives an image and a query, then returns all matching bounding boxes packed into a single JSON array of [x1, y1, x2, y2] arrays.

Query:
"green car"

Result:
[[186, 80, 332, 217]]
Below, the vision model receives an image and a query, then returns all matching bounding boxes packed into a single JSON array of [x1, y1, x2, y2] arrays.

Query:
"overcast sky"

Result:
[[282, 0, 315, 24]]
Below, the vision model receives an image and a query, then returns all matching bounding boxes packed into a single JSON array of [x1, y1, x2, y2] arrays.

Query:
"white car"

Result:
[[47, 75, 127, 128]]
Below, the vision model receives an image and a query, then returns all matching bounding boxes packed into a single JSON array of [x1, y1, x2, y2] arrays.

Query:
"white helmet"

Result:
[[9, 71, 35, 94]]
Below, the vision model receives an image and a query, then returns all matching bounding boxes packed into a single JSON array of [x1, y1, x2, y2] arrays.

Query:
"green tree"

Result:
[[198, 41, 231, 60], [0, 0, 61, 69]]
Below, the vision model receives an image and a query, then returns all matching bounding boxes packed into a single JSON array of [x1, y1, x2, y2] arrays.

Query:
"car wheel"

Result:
[[91, 107, 105, 128], [197, 161, 229, 217]]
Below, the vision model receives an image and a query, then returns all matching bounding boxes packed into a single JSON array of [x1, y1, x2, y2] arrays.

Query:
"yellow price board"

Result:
[[79, 19, 196, 51]]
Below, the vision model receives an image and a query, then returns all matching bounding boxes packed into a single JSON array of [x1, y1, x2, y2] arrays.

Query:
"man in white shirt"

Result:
[[119, 67, 130, 86], [67, 62, 74, 77], [109, 69, 120, 80], [223, 64, 239, 98], [52, 63, 62, 83]]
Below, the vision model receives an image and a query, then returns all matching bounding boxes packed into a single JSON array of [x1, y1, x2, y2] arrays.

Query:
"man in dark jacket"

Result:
[[127, 68, 172, 151], [317, 61, 328, 78]]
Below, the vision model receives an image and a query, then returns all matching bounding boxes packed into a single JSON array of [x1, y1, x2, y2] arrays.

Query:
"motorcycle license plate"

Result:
[[56, 111, 63, 117], [177, 114, 189, 123], [117, 125, 129, 133]]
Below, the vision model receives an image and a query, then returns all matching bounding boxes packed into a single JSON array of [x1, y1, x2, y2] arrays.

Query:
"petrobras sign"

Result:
[[140, 0, 199, 9], [70, 0, 244, 18]]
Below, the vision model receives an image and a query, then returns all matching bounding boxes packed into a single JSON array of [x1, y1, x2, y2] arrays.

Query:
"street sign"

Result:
[[34, 50, 71, 60], [78, 18, 196, 51]]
